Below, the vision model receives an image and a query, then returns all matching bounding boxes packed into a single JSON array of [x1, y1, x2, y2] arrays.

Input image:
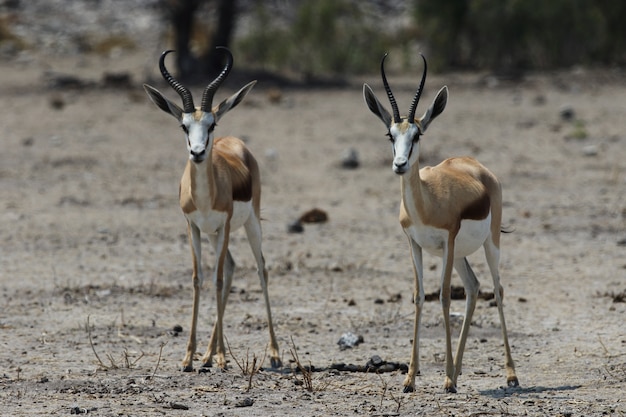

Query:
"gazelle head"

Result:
[[143, 48, 256, 164], [363, 54, 448, 175]]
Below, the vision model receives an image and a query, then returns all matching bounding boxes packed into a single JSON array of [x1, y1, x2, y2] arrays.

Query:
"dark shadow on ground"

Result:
[[480, 384, 582, 398]]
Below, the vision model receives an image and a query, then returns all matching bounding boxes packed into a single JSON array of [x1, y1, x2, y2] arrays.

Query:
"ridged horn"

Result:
[[200, 47, 234, 112], [159, 50, 195, 113], [408, 54, 427, 122], [380, 53, 401, 124]]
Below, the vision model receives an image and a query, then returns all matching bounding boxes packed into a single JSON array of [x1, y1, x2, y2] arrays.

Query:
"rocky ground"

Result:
[[1, 1, 626, 416]]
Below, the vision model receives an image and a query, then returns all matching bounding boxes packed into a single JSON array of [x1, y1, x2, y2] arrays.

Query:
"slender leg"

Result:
[[207, 222, 230, 369], [441, 233, 457, 393], [451, 257, 479, 386], [202, 235, 235, 368], [182, 221, 203, 372], [244, 214, 281, 368], [484, 238, 519, 387], [403, 234, 424, 393]]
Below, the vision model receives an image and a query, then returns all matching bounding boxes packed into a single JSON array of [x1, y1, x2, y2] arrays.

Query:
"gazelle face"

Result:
[[143, 48, 257, 166], [363, 53, 448, 177], [389, 120, 421, 175], [182, 111, 216, 164]]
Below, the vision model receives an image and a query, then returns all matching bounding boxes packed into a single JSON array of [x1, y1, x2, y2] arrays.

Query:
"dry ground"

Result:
[[1, 52, 625, 416]]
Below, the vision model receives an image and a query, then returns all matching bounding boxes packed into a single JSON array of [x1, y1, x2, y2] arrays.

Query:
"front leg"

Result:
[[441, 232, 457, 393], [201, 222, 231, 369], [202, 245, 235, 369], [403, 233, 425, 393], [182, 222, 203, 372]]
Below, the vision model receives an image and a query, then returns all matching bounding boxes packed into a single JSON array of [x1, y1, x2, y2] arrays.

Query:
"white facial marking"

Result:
[[183, 112, 216, 162], [390, 122, 420, 175]]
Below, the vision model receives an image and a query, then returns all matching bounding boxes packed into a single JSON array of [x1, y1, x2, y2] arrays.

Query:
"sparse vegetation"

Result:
[[236, 0, 391, 79], [414, 0, 626, 71], [226, 337, 266, 392]]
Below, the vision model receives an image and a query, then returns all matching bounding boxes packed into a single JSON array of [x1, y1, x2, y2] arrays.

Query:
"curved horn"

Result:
[[380, 53, 401, 124], [159, 50, 195, 113], [408, 54, 428, 122], [200, 46, 234, 112]]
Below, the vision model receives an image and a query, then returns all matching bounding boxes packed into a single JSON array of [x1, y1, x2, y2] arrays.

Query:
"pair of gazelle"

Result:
[[143, 48, 519, 393]]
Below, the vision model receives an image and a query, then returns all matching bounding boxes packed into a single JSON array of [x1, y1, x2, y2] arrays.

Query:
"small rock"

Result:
[[287, 220, 304, 233], [367, 355, 384, 367], [49, 94, 65, 110], [340, 148, 359, 169], [234, 397, 254, 408], [559, 105, 575, 121], [168, 324, 183, 336], [169, 402, 189, 410], [582, 145, 598, 156], [299, 208, 328, 223], [337, 332, 364, 350]]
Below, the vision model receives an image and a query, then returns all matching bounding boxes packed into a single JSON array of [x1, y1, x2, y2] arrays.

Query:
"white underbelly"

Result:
[[186, 200, 253, 235], [407, 212, 491, 258]]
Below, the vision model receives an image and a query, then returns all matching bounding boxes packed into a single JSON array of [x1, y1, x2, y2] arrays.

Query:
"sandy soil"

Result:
[[1, 51, 625, 416]]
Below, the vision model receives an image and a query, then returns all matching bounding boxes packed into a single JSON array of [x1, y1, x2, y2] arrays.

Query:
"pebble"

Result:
[[337, 332, 364, 350], [559, 105, 576, 121], [582, 145, 598, 156], [340, 148, 360, 169]]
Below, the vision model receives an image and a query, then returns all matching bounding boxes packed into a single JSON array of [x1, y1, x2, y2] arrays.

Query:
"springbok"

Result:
[[363, 54, 519, 393], [143, 48, 281, 371]]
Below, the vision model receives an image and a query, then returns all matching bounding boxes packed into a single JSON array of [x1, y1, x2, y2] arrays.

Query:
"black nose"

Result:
[[190, 149, 206, 162]]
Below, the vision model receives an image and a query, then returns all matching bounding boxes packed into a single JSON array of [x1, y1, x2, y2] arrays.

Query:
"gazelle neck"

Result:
[[187, 151, 216, 212], [400, 159, 423, 197], [400, 160, 431, 224]]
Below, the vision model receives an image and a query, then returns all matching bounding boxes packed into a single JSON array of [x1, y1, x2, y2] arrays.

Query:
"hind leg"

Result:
[[484, 238, 519, 387], [245, 214, 281, 368], [451, 257, 479, 386]]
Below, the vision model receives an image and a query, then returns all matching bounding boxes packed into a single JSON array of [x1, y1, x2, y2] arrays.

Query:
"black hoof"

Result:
[[270, 357, 282, 369], [402, 385, 415, 393], [445, 386, 457, 394], [181, 365, 194, 372]]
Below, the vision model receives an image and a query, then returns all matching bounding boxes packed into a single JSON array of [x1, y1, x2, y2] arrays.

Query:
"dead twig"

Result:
[[151, 341, 167, 380], [377, 373, 405, 414], [289, 336, 313, 392], [225, 336, 265, 392], [87, 316, 108, 370]]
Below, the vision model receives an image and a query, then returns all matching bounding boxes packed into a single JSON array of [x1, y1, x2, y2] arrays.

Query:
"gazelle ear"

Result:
[[143, 84, 184, 121], [418, 86, 448, 133], [214, 80, 256, 121], [363, 84, 392, 127]]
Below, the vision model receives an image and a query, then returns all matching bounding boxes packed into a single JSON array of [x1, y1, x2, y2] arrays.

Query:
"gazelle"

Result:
[[363, 54, 519, 393], [143, 48, 281, 371]]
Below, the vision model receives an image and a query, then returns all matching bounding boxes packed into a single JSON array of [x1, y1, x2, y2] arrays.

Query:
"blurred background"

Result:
[[2, 0, 626, 85]]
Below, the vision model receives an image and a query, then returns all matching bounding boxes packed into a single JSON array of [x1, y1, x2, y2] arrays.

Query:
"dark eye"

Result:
[[412, 134, 420, 143], [208, 123, 216, 133]]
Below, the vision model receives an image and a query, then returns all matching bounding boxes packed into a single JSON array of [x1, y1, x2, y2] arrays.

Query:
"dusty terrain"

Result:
[[1, 47, 625, 416]]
